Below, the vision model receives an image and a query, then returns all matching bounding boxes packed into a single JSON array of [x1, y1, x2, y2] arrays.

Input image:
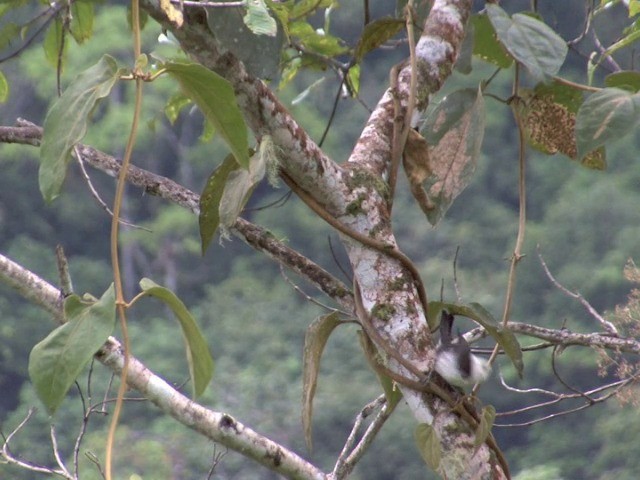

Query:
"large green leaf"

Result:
[[417, 87, 485, 225], [302, 311, 341, 451], [199, 154, 241, 254], [29, 285, 116, 415], [429, 301, 524, 378], [39, 54, 122, 202], [139, 278, 214, 398], [163, 61, 249, 168], [486, 5, 567, 82], [576, 88, 640, 158]]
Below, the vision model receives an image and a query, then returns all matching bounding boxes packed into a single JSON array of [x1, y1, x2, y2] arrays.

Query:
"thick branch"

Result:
[[0, 251, 325, 480], [140, 0, 348, 216]]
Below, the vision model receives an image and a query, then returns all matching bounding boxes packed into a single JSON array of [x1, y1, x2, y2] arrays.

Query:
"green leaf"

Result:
[[414, 423, 441, 471], [358, 331, 403, 410], [164, 92, 192, 124], [199, 154, 241, 253], [474, 405, 496, 449], [418, 87, 485, 225], [576, 88, 640, 158], [302, 311, 341, 451], [289, 21, 347, 57], [139, 278, 214, 398], [354, 17, 404, 62], [43, 18, 67, 69], [0, 21, 19, 50], [69, 0, 94, 44], [346, 64, 360, 96], [428, 301, 524, 378], [289, 0, 333, 19], [0, 70, 8, 103], [486, 5, 567, 82], [601, 19, 640, 61], [29, 285, 116, 415], [218, 149, 266, 230], [244, 0, 277, 36], [39, 54, 122, 202], [605, 71, 640, 92], [163, 61, 249, 168], [470, 14, 513, 69]]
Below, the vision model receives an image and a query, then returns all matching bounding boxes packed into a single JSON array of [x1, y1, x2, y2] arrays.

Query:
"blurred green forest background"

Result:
[[2, 1, 640, 479]]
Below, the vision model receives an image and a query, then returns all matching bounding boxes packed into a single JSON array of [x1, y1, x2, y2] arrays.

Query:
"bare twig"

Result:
[[1, 408, 73, 478], [331, 394, 394, 480], [537, 248, 618, 335]]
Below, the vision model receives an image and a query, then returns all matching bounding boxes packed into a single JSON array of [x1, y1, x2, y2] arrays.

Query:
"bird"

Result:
[[434, 310, 491, 388]]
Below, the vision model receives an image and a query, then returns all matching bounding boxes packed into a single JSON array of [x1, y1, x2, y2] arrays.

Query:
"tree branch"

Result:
[[0, 251, 326, 480], [0, 122, 354, 313]]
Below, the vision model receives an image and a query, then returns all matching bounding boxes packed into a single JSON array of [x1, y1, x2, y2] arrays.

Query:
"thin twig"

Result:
[[279, 265, 349, 316], [50, 423, 73, 478], [537, 248, 618, 335], [74, 147, 150, 231], [331, 395, 392, 479]]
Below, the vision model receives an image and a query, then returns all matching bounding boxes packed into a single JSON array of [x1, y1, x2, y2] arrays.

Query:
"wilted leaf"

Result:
[[244, 0, 277, 36], [455, 21, 474, 74], [470, 14, 513, 69], [218, 149, 266, 229], [354, 17, 404, 62], [474, 404, 496, 449], [414, 423, 441, 471], [164, 61, 249, 168], [29, 285, 116, 414], [159, 0, 183, 27], [486, 5, 567, 82], [302, 311, 342, 451], [199, 154, 241, 253], [139, 278, 214, 398], [40, 54, 122, 202], [516, 81, 606, 169], [576, 87, 640, 159], [417, 87, 485, 225]]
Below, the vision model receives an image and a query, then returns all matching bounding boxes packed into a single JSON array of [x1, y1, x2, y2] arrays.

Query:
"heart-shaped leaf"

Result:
[[29, 285, 116, 414]]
